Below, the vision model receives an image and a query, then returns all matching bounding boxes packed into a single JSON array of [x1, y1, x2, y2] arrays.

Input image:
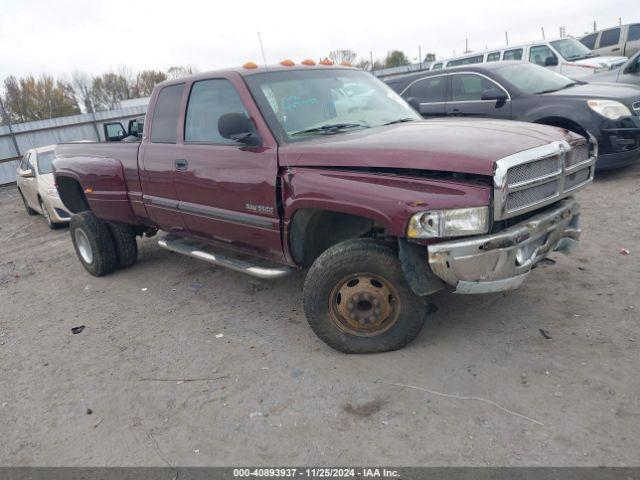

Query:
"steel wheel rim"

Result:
[[328, 272, 401, 337], [74, 228, 93, 264]]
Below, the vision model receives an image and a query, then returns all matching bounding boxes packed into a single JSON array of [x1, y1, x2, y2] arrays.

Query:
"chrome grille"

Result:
[[505, 180, 559, 211], [506, 156, 560, 185], [494, 137, 596, 220]]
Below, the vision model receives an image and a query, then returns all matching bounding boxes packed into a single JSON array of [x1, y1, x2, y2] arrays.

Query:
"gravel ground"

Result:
[[0, 163, 639, 466]]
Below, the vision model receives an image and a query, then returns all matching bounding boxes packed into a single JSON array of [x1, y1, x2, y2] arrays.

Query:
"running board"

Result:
[[158, 234, 294, 279]]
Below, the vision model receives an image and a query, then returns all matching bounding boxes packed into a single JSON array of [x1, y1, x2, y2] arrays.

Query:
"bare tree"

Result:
[[166, 65, 198, 79], [131, 70, 167, 98], [328, 50, 358, 65], [90, 72, 131, 111], [71, 70, 95, 113]]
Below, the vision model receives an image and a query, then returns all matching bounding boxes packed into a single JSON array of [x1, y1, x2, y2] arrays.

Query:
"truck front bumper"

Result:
[[427, 198, 581, 294]]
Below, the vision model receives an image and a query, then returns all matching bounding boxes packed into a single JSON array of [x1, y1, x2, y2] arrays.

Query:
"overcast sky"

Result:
[[0, 0, 635, 83]]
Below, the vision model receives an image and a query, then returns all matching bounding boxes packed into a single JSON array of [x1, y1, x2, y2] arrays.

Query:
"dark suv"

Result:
[[386, 61, 640, 170]]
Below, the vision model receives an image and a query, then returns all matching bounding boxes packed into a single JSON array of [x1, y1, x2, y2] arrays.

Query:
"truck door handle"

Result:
[[612, 47, 620, 52], [175, 159, 188, 171], [451, 108, 461, 116]]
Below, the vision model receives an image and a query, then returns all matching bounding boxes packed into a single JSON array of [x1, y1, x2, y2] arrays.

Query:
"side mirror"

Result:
[[104, 122, 126, 142], [481, 88, 508, 102], [405, 97, 421, 112], [19, 169, 34, 178], [545, 56, 559, 67], [218, 112, 261, 147]]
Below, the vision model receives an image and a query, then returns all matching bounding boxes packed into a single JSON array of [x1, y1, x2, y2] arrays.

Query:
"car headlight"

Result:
[[46, 187, 59, 198], [407, 207, 489, 239], [587, 99, 632, 120]]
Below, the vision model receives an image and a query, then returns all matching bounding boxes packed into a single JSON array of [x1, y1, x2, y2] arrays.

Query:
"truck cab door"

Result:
[[173, 76, 284, 262], [139, 83, 189, 233], [401, 74, 447, 118], [445, 72, 512, 120]]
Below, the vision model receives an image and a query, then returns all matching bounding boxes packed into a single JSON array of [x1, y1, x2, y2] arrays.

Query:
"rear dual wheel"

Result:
[[70, 211, 137, 276], [303, 238, 428, 353]]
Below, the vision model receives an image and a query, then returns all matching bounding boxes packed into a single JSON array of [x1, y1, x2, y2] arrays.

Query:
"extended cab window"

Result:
[[503, 49, 523, 61], [529, 45, 556, 66], [408, 76, 446, 103], [486, 52, 501, 62], [627, 24, 640, 42], [185, 79, 248, 144], [150, 84, 184, 143], [450, 74, 497, 102], [432, 63, 443, 70], [599, 28, 621, 48]]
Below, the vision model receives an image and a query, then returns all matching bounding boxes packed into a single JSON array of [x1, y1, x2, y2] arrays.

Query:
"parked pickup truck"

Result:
[[53, 62, 596, 353]]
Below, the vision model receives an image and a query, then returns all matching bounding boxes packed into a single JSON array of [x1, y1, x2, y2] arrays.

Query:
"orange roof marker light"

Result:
[[280, 59, 295, 67], [319, 58, 334, 65], [301, 59, 316, 66], [243, 61, 258, 69], [340, 61, 352, 67]]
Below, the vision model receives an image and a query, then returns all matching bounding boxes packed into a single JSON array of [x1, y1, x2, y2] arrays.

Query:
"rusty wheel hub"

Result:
[[329, 273, 401, 336]]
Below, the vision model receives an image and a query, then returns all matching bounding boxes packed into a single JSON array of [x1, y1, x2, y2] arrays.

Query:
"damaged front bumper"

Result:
[[427, 198, 581, 294]]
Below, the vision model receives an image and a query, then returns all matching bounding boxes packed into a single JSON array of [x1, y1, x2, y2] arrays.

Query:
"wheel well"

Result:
[[56, 176, 90, 214], [289, 209, 380, 266], [535, 117, 588, 138]]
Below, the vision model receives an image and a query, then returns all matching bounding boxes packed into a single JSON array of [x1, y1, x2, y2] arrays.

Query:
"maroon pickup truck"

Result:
[[53, 63, 596, 353]]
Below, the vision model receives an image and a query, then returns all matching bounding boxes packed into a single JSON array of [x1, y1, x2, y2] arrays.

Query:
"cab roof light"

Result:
[[280, 59, 295, 66], [319, 58, 334, 65], [242, 61, 258, 69], [301, 59, 316, 66], [340, 61, 352, 67]]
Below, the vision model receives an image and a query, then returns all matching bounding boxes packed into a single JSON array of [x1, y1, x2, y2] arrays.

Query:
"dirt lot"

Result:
[[1, 164, 639, 467]]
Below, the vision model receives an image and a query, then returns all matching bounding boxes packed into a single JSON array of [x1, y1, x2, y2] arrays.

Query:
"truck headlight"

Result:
[[587, 99, 632, 120], [407, 207, 489, 239], [46, 187, 59, 198]]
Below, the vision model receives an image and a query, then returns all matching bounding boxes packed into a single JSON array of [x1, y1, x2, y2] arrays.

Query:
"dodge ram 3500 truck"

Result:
[[53, 63, 596, 353]]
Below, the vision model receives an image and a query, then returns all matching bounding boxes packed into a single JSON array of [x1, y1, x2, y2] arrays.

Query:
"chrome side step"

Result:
[[158, 234, 294, 279]]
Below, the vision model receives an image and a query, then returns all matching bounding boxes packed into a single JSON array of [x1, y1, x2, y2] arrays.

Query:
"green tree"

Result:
[[90, 72, 131, 110], [132, 70, 167, 97], [384, 50, 410, 68], [2, 75, 79, 123], [424, 52, 436, 62]]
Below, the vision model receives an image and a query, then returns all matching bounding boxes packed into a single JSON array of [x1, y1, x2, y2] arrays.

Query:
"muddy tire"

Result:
[[19, 190, 36, 216], [107, 222, 138, 269], [303, 238, 428, 353], [69, 211, 117, 277]]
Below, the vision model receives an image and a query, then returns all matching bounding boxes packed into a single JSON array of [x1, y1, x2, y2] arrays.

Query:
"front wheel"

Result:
[[69, 211, 117, 276], [303, 238, 428, 353]]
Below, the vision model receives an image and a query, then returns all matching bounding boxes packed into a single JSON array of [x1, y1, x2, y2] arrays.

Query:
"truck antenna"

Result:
[[257, 31, 268, 68]]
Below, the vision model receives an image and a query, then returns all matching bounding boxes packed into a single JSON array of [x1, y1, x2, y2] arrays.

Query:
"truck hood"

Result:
[[573, 55, 627, 69], [278, 119, 577, 177]]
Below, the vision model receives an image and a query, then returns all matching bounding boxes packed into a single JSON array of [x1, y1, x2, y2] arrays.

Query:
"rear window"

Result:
[[37, 151, 56, 174], [599, 28, 621, 48], [581, 33, 598, 50], [628, 24, 640, 42], [503, 49, 523, 60], [150, 84, 184, 143]]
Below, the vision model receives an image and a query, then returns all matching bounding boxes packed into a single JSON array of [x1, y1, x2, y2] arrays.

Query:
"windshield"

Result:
[[550, 38, 593, 61], [37, 150, 56, 174], [498, 63, 576, 94], [244, 69, 420, 141]]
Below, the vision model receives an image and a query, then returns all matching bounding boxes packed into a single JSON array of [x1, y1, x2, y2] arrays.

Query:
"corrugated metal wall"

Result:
[[0, 102, 149, 185]]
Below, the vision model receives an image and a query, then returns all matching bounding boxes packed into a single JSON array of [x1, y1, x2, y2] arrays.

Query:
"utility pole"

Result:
[[541, 27, 545, 39], [370, 51, 374, 72], [593, 20, 597, 32], [505, 31, 509, 46], [619, 17, 622, 26], [0, 96, 21, 159], [419, 46, 422, 70], [465, 38, 469, 53]]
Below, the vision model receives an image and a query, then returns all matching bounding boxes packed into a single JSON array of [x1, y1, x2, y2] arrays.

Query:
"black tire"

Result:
[[39, 197, 61, 230], [19, 190, 37, 216], [107, 222, 138, 269], [69, 211, 117, 277], [303, 238, 428, 353]]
